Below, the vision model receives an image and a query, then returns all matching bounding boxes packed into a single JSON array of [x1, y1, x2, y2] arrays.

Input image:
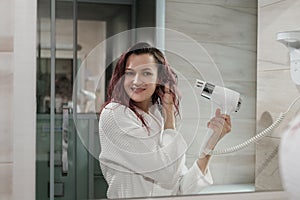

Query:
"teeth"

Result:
[[132, 87, 144, 91]]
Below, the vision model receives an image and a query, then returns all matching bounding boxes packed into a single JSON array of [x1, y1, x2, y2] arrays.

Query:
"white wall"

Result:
[[0, 0, 36, 199], [0, 0, 14, 199], [13, 0, 36, 198], [256, 0, 300, 191], [165, 0, 257, 185]]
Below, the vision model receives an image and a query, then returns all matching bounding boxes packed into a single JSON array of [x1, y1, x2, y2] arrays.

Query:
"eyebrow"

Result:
[[125, 67, 154, 71], [141, 67, 153, 71]]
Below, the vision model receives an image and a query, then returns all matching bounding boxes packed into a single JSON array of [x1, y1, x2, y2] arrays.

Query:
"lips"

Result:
[[131, 87, 145, 93]]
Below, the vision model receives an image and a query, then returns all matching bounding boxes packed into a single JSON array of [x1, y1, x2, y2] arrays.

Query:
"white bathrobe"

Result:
[[280, 114, 300, 200], [99, 102, 213, 199]]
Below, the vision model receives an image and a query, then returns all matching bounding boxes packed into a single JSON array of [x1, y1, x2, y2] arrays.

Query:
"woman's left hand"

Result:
[[198, 109, 232, 172]]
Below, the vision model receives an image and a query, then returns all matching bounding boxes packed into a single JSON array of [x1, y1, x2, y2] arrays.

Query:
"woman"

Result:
[[98, 42, 231, 199]]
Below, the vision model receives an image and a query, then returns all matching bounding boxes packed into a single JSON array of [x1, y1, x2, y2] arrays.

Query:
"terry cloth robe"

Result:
[[99, 102, 213, 199]]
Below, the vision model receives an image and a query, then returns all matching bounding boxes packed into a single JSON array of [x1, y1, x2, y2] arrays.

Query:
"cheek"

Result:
[[148, 77, 157, 85], [152, 73, 159, 84], [123, 79, 131, 94], [123, 77, 130, 87], [148, 82, 158, 93]]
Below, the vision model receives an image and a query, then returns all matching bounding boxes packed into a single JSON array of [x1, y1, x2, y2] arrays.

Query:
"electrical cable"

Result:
[[209, 95, 300, 155]]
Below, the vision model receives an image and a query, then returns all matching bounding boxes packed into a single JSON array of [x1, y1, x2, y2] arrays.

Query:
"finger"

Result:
[[209, 119, 231, 135], [220, 114, 230, 121], [164, 86, 169, 93], [215, 108, 221, 117], [222, 115, 231, 127], [164, 82, 171, 94], [218, 117, 231, 131], [212, 116, 226, 125], [208, 122, 222, 131], [208, 117, 225, 129], [220, 114, 231, 126], [226, 115, 231, 127], [213, 118, 226, 129]]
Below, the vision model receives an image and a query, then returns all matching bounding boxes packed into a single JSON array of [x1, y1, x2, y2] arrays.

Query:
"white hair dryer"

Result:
[[195, 79, 242, 115], [195, 79, 242, 157], [194, 79, 300, 157]]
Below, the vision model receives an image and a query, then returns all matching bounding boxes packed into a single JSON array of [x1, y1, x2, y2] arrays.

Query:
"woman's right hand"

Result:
[[162, 84, 175, 130]]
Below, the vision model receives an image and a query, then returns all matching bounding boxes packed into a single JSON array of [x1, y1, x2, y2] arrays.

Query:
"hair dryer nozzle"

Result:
[[195, 79, 215, 100], [195, 79, 205, 88]]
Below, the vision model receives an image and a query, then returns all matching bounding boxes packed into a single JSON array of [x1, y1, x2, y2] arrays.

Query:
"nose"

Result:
[[132, 73, 143, 85]]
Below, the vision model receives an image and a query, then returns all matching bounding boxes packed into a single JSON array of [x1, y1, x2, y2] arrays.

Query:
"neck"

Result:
[[135, 100, 151, 113]]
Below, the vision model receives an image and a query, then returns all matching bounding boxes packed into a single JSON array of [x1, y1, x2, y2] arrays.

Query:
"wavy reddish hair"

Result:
[[100, 42, 181, 128]]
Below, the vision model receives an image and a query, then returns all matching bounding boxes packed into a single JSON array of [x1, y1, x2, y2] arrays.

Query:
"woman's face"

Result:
[[124, 53, 158, 108]]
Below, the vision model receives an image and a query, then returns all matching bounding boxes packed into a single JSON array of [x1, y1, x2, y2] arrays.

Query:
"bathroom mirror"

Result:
[[36, 0, 300, 199]]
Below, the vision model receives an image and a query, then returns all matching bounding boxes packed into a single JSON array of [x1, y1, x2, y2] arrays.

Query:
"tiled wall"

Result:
[[165, 0, 257, 185], [0, 0, 36, 199], [256, 0, 300, 191], [13, 0, 37, 199], [0, 0, 13, 199]]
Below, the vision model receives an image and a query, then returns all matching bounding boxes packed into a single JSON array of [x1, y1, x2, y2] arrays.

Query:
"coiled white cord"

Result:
[[209, 95, 300, 155]]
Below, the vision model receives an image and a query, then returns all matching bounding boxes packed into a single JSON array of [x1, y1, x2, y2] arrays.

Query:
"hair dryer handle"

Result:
[[199, 128, 223, 158]]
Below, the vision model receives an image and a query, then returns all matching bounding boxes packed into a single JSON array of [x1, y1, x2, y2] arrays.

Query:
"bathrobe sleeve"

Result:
[[159, 127, 213, 194], [177, 161, 213, 194]]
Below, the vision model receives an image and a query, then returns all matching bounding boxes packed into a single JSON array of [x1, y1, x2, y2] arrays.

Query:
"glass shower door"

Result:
[[36, 0, 78, 199], [36, 0, 161, 199], [36, 0, 133, 199]]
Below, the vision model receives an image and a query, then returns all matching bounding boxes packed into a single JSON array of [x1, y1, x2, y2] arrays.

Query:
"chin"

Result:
[[131, 97, 147, 103]]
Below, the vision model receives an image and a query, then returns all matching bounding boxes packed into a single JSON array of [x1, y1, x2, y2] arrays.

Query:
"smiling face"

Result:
[[124, 53, 158, 111]]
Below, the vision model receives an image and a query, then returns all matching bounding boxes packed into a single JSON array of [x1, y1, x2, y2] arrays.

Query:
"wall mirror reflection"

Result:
[[35, 0, 299, 199]]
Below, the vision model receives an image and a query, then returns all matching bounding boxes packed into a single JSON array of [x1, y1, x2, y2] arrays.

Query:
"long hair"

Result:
[[100, 42, 181, 129]]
